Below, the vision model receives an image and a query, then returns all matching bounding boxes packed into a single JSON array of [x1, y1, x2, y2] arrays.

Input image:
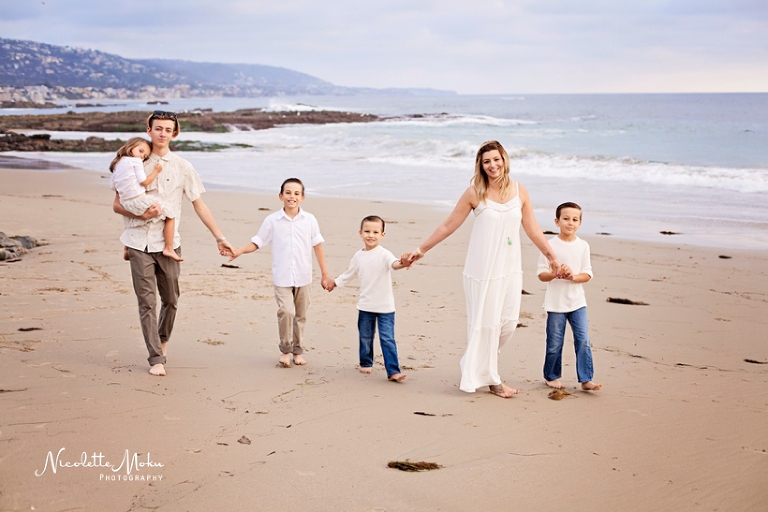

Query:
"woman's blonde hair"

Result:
[[472, 140, 511, 202], [109, 137, 151, 172]]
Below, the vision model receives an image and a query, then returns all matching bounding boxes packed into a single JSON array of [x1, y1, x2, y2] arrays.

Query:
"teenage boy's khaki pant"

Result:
[[274, 285, 310, 355], [128, 247, 181, 366]]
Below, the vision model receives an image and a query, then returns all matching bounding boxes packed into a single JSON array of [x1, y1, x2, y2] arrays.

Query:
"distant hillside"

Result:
[[0, 37, 455, 98]]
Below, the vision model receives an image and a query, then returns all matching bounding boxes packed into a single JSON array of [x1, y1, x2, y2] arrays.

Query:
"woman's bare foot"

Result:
[[489, 383, 519, 398], [293, 354, 307, 366], [123, 247, 130, 261], [388, 373, 406, 382], [163, 247, 183, 262], [278, 353, 292, 368], [581, 381, 602, 391], [359, 367, 372, 374], [545, 379, 565, 390], [149, 363, 166, 376]]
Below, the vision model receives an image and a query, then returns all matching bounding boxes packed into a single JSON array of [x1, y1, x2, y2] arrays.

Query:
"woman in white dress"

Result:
[[404, 141, 560, 398]]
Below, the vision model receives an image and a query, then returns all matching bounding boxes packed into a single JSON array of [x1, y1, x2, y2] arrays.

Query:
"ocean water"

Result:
[[4, 93, 767, 250]]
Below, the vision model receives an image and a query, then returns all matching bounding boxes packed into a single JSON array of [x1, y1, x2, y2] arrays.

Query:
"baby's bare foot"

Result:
[[545, 379, 565, 390], [388, 373, 406, 382], [149, 363, 166, 376], [581, 381, 602, 391], [359, 367, 372, 374], [293, 354, 307, 366], [163, 247, 183, 262]]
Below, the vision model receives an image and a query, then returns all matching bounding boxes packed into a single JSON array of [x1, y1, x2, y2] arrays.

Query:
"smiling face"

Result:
[[481, 149, 505, 181], [359, 219, 385, 250], [146, 119, 177, 153], [279, 182, 305, 214], [555, 207, 582, 240], [129, 141, 151, 160]]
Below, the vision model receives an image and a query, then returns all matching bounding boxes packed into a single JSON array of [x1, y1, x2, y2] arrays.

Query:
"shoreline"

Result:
[[1, 165, 767, 510]]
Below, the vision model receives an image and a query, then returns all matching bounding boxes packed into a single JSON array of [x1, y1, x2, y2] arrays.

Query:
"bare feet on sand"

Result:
[[149, 363, 166, 376], [489, 383, 519, 398], [581, 381, 602, 391], [545, 379, 565, 390], [388, 373, 406, 382], [278, 353, 292, 368], [359, 367, 372, 374], [293, 354, 307, 366], [163, 247, 183, 262], [123, 247, 130, 261]]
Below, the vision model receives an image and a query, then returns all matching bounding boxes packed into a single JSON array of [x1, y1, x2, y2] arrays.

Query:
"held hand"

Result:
[[560, 264, 574, 280], [218, 239, 234, 258], [140, 203, 162, 220], [320, 276, 335, 291], [154, 163, 163, 173], [227, 247, 241, 262], [401, 248, 424, 267], [549, 259, 562, 278]]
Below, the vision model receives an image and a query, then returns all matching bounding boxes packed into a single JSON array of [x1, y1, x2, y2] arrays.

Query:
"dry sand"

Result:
[[1, 166, 766, 511]]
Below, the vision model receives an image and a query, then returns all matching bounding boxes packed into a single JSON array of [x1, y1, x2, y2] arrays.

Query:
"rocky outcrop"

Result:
[[0, 232, 44, 261], [0, 109, 377, 133]]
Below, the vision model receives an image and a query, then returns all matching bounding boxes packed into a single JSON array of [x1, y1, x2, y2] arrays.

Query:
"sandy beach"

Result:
[[1, 166, 766, 511]]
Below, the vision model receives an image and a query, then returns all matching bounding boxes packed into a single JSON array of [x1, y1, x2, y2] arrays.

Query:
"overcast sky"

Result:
[[1, 0, 766, 94]]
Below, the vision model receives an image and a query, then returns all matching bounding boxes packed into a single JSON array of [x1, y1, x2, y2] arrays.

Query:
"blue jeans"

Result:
[[544, 307, 594, 383], [358, 311, 401, 378]]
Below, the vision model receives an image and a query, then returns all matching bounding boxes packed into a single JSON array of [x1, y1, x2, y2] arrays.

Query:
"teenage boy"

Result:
[[228, 178, 333, 368], [537, 202, 601, 391], [113, 111, 233, 377]]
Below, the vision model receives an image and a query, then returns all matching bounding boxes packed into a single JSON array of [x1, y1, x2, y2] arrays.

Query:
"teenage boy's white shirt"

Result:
[[251, 208, 324, 288], [119, 151, 203, 252], [537, 236, 593, 313], [334, 245, 398, 313]]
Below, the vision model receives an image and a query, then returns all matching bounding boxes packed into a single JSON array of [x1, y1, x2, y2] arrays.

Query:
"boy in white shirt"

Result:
[[229, 178, 333, 368], [328, 216, 407, 381], [537, 202, 601, 391]]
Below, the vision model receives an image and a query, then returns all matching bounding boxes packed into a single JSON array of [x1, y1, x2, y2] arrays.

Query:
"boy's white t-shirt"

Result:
[[537, 236, 593, 313], [334, 245, 398, 313]]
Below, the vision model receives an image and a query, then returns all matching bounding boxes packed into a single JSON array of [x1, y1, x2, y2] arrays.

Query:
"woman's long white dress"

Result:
[[460, 186, 523, 392]]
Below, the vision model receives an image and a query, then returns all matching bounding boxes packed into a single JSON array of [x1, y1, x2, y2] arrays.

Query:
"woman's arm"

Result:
[[519, 184, 561, 272], [404, 187, 477, 263]]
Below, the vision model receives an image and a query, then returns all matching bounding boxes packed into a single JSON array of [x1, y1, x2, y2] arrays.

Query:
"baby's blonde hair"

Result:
[[109, 137, 151, 172], [472, 140, 511, 202]]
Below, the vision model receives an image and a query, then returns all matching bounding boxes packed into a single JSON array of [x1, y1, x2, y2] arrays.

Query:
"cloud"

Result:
[[0, 0, 766, 93]]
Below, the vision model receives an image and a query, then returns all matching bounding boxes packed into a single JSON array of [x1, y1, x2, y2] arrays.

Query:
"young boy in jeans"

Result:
[[229, 178, 333, 368], [327, 215, 407, 381], [537, 202, 602, 391]]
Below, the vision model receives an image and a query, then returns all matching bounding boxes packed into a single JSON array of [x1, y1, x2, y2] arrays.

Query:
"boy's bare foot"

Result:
[[581, 381, 602, 391], [123, 247, 130, 261], [278, 353, 292, 368], [163, 247, 183, 262], [489, 383, 519, 398], [359, 367, 372, 374], [149, 364, 166, 376], [293, 354, 307, 366], [388, 373, 406, 382], [545, 379, 565, 390]]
